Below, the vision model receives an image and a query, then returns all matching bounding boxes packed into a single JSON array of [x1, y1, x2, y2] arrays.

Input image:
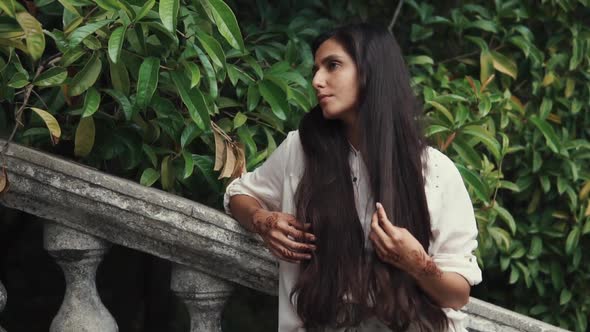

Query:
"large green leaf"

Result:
[[451, 138, 482, 169], [426, 101, 454, 126], [192, 154, 221, 192], [243, 55, 263, 79], [233, 111, 247, 128], [247, 83, 260, 111], [560, 288, 572, 306], [0, 0, 16, 17], [182, 150, 194, 179], [136, 57, 160, 109], [140, 167, 160, 187], [183, 62, 201, 89], [196, 31, 226, 68], [237, 125, 256, 155], [108, 25, 127, 64], [425, 124, 451, 137], [134, 0, 155, 22], [194, 45, 218, 98], [33, 67, 67, 87], [59, 0, 82, 17], [480, 49, 494, 84], [60, 47, 85, 66], [94, 0, 120, 11], [529, 115, 561, 154], [15, 11, 45, 61], [569, 37, 584, 70], [170, 70, 211, 131], [69, 54, 102, 96], [287, 87, 312, 112], [565, 227, 580, 255], [74, 116, 95, 157], [201, 0, 245, 51], [263, 127, 277, 155], [30, 107, 61, 144], [492, 202, 517, 235], [104, 89, 133, 121], [490, 51, 517, 79], [259, 79, 288, 121], [466, 19, 498, 33], [160, 155, 175, 191], [68, 20, 113, 48], [181, 123, 201, 148], [109, 57, 130, 95], [7, 72, 28, 88], [461, 125, 501, 161], [539, 97, 553, 119], [159, 0, 179, 33], [81, 87, 101, 118], [455, 163, 490, 203]]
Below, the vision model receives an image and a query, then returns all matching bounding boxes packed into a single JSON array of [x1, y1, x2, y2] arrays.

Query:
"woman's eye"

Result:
[[328, 62, 340, 70]]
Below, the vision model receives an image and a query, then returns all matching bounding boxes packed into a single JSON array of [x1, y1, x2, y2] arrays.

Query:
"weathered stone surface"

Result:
[[0, 139, 277, 294], [0, 279, 6, 332], [465, 297, 570, 332], [44, 223, 117, 332], [0, 140, 570, 332], [171, 264, 233, 332]]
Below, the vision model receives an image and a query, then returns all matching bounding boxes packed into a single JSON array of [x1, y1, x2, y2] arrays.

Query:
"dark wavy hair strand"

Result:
[[291, 24, 449, 332]]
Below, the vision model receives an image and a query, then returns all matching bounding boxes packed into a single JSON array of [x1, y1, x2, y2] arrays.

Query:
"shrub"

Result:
[[1, 0, 589, 330]]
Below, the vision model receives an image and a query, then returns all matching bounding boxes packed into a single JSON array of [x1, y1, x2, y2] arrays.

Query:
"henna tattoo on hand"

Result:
[[409, 250, 442, 279], [252, 211, 279, 235]]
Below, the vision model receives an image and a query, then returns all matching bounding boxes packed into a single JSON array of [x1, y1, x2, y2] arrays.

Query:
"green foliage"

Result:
[[398, 1, 590, 330], [0, 0, 316, 206], [1, 0, 590, 331]]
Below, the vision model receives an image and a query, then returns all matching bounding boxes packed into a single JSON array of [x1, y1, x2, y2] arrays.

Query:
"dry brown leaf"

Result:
[[213, 129, 226, 171], [231, 143, 246, 180], [219, 142, 236, 179], [0, 166, 10, 194]]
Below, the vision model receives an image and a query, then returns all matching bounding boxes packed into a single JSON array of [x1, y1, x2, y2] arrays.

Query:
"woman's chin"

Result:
[[321, 108, 340, 120]]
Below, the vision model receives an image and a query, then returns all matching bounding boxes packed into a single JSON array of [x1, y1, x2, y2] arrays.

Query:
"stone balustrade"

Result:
[[44, 223, 117, 332], [0, 139, 571, 331], [171, 264, 233, 332]]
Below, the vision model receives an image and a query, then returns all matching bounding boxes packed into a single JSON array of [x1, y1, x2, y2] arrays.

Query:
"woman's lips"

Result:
[[318, 95, 332, 103]]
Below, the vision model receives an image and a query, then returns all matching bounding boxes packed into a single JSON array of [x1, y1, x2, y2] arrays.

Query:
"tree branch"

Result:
[[388, 0, 404, 33]]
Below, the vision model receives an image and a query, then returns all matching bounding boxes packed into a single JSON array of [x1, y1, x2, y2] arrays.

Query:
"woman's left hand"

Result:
[[369, 202, 440, 279]]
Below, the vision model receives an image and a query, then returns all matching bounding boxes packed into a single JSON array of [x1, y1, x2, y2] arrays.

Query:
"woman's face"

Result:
[[312, 38, 359, 125]]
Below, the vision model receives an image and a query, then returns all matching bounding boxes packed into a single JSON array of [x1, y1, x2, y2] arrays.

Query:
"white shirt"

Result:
[[224, 130, 482, 332]]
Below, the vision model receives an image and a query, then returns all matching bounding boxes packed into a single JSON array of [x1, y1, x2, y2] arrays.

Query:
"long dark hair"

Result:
[[291, 24, 449, 331]]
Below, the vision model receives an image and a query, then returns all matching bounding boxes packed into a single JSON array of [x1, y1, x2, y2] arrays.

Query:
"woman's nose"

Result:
[[312, 70, 326, 90]]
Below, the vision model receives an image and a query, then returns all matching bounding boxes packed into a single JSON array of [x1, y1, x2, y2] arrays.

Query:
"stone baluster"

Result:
[[0, 279, 6, 332], [44, 223, 117, 332], [171, 264, 233, 332]]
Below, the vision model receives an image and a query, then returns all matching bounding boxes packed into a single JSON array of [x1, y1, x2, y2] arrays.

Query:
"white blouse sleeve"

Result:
[[223, 131, 296, 216], [428, 150, 483, 286]]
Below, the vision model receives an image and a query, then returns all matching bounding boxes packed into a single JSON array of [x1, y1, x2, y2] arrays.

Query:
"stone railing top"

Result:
[[465, 298, 569, 332], [0, 140, 570, 332], [0, 139, 277, 294]]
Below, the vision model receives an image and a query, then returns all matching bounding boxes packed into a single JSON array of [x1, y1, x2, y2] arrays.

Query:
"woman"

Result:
[[224, 24, 481, 332]]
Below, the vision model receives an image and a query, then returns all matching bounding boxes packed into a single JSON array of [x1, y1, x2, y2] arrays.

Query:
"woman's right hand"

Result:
[[251, 208, 316, 263]]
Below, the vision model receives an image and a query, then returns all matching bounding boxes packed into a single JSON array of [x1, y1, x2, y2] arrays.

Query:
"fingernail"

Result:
[[310, 245, 317, 251], [306, 255, 312, 259], [376, 202, 382, 209]]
